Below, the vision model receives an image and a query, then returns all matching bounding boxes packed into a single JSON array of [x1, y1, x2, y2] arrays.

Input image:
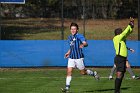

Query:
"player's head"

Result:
[[114, 28, 122, 36], [70, 22, 79, 35]]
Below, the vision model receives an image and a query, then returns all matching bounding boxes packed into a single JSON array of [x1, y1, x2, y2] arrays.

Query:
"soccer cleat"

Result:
[[94, 71, 100, 80], [132, 75, 135, 79], [61, 88, 69, 93], [109, 75, 113, 80]]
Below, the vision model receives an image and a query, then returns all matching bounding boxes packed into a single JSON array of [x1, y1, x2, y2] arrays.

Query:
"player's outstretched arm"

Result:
[[120, 17, 134, 39]]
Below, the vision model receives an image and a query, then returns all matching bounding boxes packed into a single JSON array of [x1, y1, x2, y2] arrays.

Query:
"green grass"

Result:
[[1, 18, 138, 40], [0, 68, 140, 93]]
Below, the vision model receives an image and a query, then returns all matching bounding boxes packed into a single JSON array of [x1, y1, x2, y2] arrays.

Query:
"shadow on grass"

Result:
[[1, 18, 63, 40], [84, 87, 130, 92], [1, 25, 62, 40]]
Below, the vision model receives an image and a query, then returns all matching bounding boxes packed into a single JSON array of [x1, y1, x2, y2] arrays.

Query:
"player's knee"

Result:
[[67, 71, 72, 76], [116, 76, 121, 79], [126, 64, 130, 68], [81, 72, 86, 75], [80, 70, 86, 75], [67, 68, 73, 76], [116, 72, 124, 79]]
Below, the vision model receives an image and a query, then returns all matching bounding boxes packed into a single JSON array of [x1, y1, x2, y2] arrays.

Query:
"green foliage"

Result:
[[0, 0, 138, 18], [47, 0, 59, 5]]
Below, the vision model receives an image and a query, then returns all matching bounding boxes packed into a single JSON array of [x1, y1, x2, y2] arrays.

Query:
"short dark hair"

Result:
[[114, 28, 122, 36], [70, 22, 79, 30]]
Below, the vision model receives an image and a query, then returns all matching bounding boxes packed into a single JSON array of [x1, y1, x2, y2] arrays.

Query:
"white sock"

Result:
[[132, 75, 135, 79], [66, 76, 72, 89], [86, 69, 94, 76]]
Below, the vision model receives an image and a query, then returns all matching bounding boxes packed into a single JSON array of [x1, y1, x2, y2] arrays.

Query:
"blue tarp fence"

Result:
[[0, 40, 140, 67]]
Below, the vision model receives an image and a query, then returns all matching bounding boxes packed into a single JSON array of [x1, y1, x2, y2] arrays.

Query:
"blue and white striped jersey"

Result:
[[68, 33, 86, 59]]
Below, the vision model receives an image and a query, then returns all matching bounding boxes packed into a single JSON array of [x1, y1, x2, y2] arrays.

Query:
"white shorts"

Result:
[[67, 58, 85, 70]]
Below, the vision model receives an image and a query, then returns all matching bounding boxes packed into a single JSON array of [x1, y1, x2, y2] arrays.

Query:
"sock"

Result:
[[86, 69, 94, 76], [127, 67, 135, 78], [109, 66, 116, 77], [115, 78, 122, 93], [66, 76, 72, 89]]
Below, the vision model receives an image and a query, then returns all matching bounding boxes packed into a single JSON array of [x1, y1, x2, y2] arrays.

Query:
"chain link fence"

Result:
[[0, 0, 139, 40]]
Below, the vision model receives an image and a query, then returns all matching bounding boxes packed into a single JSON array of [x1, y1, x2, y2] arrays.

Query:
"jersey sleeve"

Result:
[[119, 25, 133, 40], [78, 34, 86, 42], [67, 36, 71, 44]]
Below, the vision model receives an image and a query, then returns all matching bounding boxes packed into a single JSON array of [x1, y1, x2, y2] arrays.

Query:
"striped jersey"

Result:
[[68, 33, 86, 59]]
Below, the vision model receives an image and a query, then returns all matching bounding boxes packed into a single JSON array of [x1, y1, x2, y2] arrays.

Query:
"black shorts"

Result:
[[114, 55, 127, 72]]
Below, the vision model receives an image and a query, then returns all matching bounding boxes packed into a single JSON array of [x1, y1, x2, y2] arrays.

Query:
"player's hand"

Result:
[[130, 48, 135, 53], [80, 42, 88, 48], [129, 17, 134, 28], [79, 44, 84, 48], [64, 53, 69, 58]]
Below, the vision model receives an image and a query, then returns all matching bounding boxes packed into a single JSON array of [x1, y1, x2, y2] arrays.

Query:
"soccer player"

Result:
[[113, 17, 134, 93], [109, 48, 137, 80], [61, 22, 99, 93]]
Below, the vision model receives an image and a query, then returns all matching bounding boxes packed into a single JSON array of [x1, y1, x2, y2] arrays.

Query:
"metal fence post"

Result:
[[138, 0, 140, 41], [61, 0, 64, 40], [83, 0, 86, 37], [0, 3, 1, 39]]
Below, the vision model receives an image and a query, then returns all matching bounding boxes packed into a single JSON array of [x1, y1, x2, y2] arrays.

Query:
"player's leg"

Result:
[[114, 56, 126, 93], [126, 60, 135, 79], [109, 64, 116, 80], [65, 67, 73, 90], [76, 58, 100, 80], [61, 67, 73, 92], [115, 71, 125, 93], [82, 69, 100, 80], [61, 58, 75, 92]]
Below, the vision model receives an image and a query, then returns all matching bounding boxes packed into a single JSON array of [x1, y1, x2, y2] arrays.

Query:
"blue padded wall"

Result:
[[0, 40, 139, 67]]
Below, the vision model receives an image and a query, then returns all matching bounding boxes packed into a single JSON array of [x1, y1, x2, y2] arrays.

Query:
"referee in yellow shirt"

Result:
[[113, 17, 134, 93]]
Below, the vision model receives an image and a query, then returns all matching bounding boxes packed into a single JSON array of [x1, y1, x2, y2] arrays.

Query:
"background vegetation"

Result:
[[0, 0, 138, 40]]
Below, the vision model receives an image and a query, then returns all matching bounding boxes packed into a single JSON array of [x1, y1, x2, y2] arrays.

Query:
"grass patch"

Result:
[[1, 18, 138, 40], [0, 68, 140, 93]]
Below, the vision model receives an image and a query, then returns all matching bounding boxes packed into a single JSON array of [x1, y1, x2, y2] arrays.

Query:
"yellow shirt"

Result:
[[113, 25, 133, 57]]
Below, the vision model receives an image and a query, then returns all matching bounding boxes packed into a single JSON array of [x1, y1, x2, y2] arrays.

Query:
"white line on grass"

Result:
[[0, 76, 132, 80]]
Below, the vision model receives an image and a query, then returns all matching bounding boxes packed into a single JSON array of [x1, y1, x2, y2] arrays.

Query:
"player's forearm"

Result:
[[120, 25, 133, 39], [127, 47, 132, 50], [127, 47, 134, 52], [120, 17, 134, 39], [66, 50, 70, 55]]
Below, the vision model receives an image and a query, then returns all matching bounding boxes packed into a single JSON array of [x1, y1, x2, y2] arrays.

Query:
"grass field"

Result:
[[0, 68, 140, 93], [1, 18, 138, 40]]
